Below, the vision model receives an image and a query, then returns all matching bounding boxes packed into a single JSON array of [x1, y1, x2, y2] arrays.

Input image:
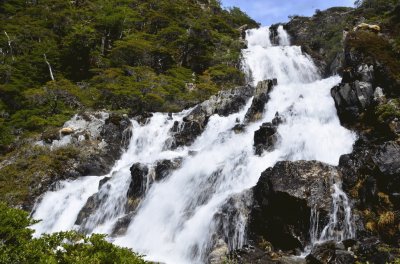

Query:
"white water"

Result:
[[32, 27, 356, 263]]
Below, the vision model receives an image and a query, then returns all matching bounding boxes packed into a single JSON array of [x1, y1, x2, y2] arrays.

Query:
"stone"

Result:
[[306, 240, 355, 264], [250, 161, 338, 250], [331, 80, 374, 125], [128, 163, 149, 199], [60, 127, 74, 135], [245, 79, 277, 123], [254, 122, 279, 155]]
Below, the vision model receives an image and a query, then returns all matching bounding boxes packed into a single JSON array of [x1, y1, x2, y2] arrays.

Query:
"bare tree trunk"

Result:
[[120, 17, 126, 39], [101, 35, 105, 55], [4, 31, 15, 61], [43, 54, 55, 81]]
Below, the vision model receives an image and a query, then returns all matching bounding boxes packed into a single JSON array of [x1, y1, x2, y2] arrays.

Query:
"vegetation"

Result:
[[0, 145, 80, 206], [375, 99, 400, 123], [0, 0, 258, 153], [0, 202, 147, 264]]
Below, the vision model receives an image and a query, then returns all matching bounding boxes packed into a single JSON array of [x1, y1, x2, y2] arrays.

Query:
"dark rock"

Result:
[[254, 122, 279, 155], [101, 113, 132, 154], [331, 80, 374, 125], [306, 240, 355, 264], [134, 112, 153, 125], [354, 237, 395, 264], [128, 163, 149, 199], [372, 141, 400, 176], [170, 85, 254, 148], [170, 120, 203, 149], [154, 158, 182, 181], [372, 141, 400, 194], [232, 123, 246, 134], [99, 177, 111, 189], [245, 79, 277, 123], [250, 161, 337, 251], [272, 112, 283, 126], [128, 159, 182, 201], [75, 193, 105, 225], [112, 212, 135, 236]]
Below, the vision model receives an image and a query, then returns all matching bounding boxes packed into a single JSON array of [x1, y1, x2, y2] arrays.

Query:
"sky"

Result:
[[221, 0, 355, 25]]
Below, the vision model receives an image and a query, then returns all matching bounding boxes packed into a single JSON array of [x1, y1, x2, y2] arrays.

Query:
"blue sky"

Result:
[[221, 0, 355, 25]]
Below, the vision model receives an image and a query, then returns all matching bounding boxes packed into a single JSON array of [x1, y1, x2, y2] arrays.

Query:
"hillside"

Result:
[[0, 0, 258, 154]]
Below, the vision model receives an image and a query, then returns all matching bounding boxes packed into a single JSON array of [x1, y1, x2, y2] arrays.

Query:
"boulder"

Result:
[[331, 80, 374, 125], [245, 79, 277, 123], [372, 141, 400, 194], [154, 158, 182, 181], [254, 122, 279, 155], [128, 163, 149, 199], [112, 212, 135, 236], [75, 192, 105, 226], [372, 141, 400, 176], [128, 159, 182, 200], [353, 237, 396, 264], [306, 240, 355, 264], [250, 161, 338, 250], [60, 127, 74, 135]]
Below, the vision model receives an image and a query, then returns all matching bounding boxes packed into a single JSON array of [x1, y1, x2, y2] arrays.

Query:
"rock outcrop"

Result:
[[169, 84, 254, 148], [306, 240, 355, 264], [249, 161, 338, 251], [253, 122, 279, 155], [244, 79, 277, 123], [331, 79, 375, 125], [23, 112, 131, 210]]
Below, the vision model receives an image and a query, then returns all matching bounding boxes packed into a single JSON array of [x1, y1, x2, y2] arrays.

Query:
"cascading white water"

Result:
[[32, 26, 356, 263]]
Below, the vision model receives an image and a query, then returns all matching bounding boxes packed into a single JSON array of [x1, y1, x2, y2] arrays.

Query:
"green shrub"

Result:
[[0, 203, 147, 264]]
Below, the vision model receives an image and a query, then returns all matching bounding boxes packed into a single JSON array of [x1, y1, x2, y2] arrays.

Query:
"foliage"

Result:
[[346, 31, 400, 79], [0, 145, 81, 206], [0, 0, 258, 153], [0, 203, 147, 264], [375, 99, 400, 123]]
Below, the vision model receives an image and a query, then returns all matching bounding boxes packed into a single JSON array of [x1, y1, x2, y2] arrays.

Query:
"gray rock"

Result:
[[306, 240, 355, 264], [250, 161, 339, 250], [245, 79, 277, 123], [372, 141, 400, 176], [170, 84, 254, 148], [254, 122, 279, 155], [331, 80, 374, 125]]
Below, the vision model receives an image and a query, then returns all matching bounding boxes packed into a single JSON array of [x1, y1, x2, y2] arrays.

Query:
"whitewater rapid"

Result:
[[31, 25, 356, 263]]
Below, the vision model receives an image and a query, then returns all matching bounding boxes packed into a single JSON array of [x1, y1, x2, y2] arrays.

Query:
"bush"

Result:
[[0, 203, 147, 264]]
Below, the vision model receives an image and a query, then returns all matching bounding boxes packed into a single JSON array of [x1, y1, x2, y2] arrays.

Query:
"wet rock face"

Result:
[[372, 141, 400, 177], [339, 140, 400, 207], [169, 85, 254, 148], [128, 158, 182, 200], [245, 79, 277, 123], [128, 163, 149, 199], [306, 240, 355, 264], [250, 161, 337, 250], [253, 122, 278, 155], [75, 191, 106, 226], [331, 80, 375, 125]]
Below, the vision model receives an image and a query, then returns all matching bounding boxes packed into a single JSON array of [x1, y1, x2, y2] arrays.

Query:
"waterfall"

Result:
[[31, 26, 356, 263], [309, 179, 355, 247]]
